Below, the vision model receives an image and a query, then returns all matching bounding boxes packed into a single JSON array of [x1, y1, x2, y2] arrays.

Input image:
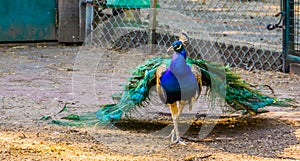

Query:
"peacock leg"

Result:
[[168, 102, 186, 145], [166, 103, 176, 141], [176, 102, 187, 145]]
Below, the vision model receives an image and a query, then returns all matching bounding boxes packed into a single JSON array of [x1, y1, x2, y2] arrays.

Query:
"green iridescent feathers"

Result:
[[94, 57, 165, 124], [49, 56, 291, 126], [188, 58, 290, 114]]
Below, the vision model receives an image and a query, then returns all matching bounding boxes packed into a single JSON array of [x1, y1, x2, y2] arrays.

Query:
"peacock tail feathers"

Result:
[[48, 58, 165, 126], [49, 56, 292, 126], [94, 57, 166, 124], [186, 58, 290, 114], [51, 112, 100, 126]]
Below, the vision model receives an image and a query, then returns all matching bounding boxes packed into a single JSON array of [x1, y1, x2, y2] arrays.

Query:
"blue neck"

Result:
[[176, 47, 187, 59], [169, 47, 187, 72]]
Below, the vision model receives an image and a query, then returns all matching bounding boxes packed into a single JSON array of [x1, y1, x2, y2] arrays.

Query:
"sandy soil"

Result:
[[0, 44, 299, 160]]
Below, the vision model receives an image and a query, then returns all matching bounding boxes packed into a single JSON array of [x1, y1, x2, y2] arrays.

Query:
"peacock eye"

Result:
[[175, 44, 182, 50]]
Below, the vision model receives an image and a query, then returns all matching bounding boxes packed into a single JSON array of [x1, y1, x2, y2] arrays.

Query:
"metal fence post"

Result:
[[283, 0, 290, 72], [149, 0, 158, 54], [85, 0, 94, 45]]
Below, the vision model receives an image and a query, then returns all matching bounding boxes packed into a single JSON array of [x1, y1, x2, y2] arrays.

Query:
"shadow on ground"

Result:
[[114, 116, 300, 159]]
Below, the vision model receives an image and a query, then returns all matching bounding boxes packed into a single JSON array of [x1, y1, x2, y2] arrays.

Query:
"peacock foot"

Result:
[[171, 136, 187, 145], [165, 129, 175, 140], [174, 138, 188, 145], [166, 129, 187, 145]]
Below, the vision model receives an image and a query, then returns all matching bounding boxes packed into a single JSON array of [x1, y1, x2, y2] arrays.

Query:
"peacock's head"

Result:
[[168, 40, 184, 53]]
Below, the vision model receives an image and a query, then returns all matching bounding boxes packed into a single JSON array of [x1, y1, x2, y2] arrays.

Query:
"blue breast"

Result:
[[159, 64, 198, 104], [159, 70, 181, 103]]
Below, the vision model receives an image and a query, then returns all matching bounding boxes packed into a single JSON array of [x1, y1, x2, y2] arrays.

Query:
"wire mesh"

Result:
[[289, 0, 300, 57], [91, 0, 284, 71]]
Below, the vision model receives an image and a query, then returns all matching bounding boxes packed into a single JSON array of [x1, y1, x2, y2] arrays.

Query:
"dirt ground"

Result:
[[0, 44, 300, 161]]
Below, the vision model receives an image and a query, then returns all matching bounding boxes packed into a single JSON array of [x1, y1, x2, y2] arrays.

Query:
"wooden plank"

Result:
[[290, 63, 300, 75], [58, 0, 85, 43]]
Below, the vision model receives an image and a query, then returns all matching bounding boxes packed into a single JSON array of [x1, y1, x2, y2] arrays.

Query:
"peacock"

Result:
[[51, 32, 291, 144]]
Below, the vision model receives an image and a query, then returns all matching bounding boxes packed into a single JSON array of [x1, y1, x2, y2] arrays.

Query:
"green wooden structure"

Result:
[[0, 0, 86, 43], [0, 0, 57, 42], [282, 0, 300, 72], [105, 0, 159, 8]]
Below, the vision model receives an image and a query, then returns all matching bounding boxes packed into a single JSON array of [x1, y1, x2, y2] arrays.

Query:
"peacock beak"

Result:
[[167, 46, 174, 52]]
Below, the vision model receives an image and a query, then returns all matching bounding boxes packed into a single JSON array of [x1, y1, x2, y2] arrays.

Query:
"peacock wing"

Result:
[[155, 63, 167, 103], [188, 64, 203, 101], [191, 64, 202, 95]]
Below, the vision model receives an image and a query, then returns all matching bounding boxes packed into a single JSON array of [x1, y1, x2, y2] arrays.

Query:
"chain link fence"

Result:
[[89, 0, 283, 71]]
